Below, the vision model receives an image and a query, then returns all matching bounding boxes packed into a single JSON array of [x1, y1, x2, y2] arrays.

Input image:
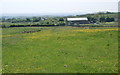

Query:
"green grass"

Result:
[[2, 26, 118, 73], [0, 28, 2, 74]]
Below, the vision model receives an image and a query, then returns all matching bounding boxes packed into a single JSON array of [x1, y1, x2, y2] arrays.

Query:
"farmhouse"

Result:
[[66, 17, 89, 25]]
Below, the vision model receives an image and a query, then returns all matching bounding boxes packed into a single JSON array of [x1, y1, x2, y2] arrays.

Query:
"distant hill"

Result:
[[76, 12, 117, 19]]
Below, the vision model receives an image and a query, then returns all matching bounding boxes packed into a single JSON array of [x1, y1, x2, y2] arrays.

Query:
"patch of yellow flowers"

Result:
[[1, 35, 12, 37], [1, 28, 119, 38], [73, 28, 119, 32]]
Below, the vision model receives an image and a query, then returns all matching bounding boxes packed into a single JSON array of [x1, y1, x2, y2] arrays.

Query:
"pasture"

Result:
[[2, 26, 119, 73]]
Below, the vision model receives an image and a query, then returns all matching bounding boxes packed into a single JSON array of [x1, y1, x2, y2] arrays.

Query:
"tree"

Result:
[[32, 17, 39, 22], [110, 18, 115, 22], [59, 18, 64, 21], [2, 17, 5, 22], [105, 17, 114, 22], [26, 18, 31, 22], [87, 16, 97, 23], [11, 18, 17, 23], [99, 16, 106, 22]]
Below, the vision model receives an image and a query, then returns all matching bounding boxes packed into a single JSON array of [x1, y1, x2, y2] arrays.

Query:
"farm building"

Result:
[[66, 17, 89, 25]]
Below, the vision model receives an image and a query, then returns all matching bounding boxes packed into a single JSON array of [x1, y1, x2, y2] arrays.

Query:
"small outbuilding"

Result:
[[66, 17, 89, 25]]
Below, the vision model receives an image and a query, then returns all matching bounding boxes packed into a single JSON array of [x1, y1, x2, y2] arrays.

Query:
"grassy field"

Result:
[[2, 26, 119, 73]]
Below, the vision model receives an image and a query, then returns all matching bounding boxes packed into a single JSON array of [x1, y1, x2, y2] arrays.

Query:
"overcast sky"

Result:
[[0, 0, 119, 14]]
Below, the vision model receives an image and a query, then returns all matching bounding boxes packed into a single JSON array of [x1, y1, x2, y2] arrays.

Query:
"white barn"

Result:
[[66, 17, 89, 25]]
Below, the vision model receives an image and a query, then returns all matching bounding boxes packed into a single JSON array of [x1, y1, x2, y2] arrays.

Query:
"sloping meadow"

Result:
[[2, 26, 119, 73]]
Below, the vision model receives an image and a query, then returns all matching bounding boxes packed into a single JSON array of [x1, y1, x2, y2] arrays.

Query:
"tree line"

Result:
[[1, 16, 115, 23], [1, 17, 65, 25], [0, 12, 117, 28], [87, 16, 115, 23]]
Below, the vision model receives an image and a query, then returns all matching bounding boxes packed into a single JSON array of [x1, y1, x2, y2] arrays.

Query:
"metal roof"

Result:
[[67, 17, 88, 21]]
